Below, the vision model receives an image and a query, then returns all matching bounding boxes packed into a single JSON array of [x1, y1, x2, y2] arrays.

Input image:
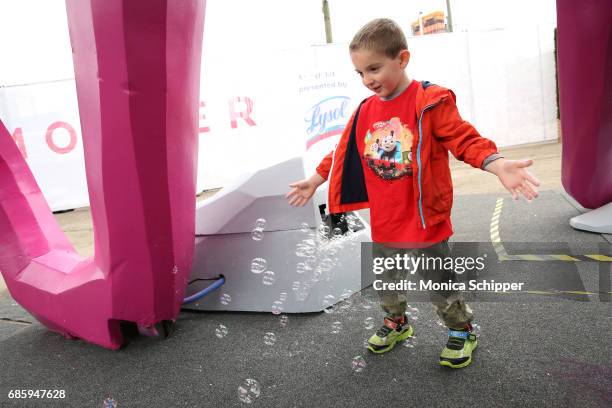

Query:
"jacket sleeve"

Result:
[[430, 91, 499, 169], [316, 150, 334, 180]]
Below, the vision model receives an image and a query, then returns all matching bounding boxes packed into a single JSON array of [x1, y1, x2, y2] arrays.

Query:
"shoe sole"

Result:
[[439, 340, 478, 369], [367, 325, 414, 354]]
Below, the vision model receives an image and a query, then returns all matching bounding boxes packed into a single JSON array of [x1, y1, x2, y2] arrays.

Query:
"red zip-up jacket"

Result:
[[316, 81, 500, 229]]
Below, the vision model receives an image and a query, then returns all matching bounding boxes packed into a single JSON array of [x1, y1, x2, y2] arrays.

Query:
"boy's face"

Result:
[[351, 48, 409, 98]]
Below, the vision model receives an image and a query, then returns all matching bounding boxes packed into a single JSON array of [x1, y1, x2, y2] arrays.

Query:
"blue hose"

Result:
[[182, 276, 225, 305]]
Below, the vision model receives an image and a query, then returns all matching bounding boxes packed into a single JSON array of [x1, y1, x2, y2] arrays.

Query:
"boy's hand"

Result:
[[485, 158, 540, 201], [285, 173, 325, 207]]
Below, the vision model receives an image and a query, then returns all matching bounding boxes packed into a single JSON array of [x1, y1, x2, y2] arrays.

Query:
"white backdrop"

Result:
[[0, 1, 558, 211]]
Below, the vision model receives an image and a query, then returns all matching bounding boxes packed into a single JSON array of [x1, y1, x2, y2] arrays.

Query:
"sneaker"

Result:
[[367, 315, 414, 354], [439, 324, 478, 368]]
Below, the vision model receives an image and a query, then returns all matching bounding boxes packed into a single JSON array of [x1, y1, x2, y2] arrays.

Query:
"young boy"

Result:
[[285, 18, 540, 368]]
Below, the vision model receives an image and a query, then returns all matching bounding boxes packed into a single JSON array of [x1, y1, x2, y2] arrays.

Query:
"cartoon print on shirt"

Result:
[[363, 117, 414, 179]]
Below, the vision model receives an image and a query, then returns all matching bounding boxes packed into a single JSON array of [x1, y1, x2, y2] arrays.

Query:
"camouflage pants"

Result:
[[372, 240, 473, 330]]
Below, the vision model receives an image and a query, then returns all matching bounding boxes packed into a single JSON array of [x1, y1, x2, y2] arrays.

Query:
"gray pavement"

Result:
[[1, 190, 611, 407]]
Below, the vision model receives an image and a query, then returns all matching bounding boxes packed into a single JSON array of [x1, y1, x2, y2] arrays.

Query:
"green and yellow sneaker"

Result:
[[439, 324, 478, 368], [367, 315, 414, 354]]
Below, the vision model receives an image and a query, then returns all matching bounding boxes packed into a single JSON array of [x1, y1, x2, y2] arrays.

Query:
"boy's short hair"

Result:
[[349, 18, 408, 58]]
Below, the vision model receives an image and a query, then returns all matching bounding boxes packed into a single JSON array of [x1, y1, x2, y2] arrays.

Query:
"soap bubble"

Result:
[[215, 324, 228, 338], [172, 265, 179, 275], [319, 257, 334, 272], [304, 253, 317, 265], [295, 244, 315, 258], [311, 268, 323, 283], [263, 332, 277, 346], [331, 321, 343, 334], [351, 356, 366, 372], [238, 378, 261, 404], [279, 292, 287, 302], [472, 323, 481, 336], [271, 300, 284, 315], [318, 225, 330, 239], [340, 289, 353, 301], [361, 298, 373, 310], [251, 229, 264, 241], [279, 315, 289, 327], [300, 222, 310, 233], [322, 295, 336, 313], [296, 262, 309, 274], [254, 218, 266, 230], [332, 228, 343, 239], [220, 293, 232, 305], [250, 258, 267, 274], [403, 336, 417, 349], [295, 282, 311, 301], [292, 281, 301, 292], [364, 317, 375, 330], [103, 398, 117, 408], [262, 270, 276, 286]]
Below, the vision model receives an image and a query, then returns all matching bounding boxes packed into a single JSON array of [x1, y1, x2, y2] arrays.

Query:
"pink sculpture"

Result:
[[0, 0, 206, 349], [557, 0, 612, 232]]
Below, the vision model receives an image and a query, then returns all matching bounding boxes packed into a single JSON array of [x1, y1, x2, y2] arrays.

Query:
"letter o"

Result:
[[46, 121, 77, 154]]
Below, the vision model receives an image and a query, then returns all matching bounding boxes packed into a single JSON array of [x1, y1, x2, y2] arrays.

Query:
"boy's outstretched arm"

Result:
[[431, 92, 540, 202]]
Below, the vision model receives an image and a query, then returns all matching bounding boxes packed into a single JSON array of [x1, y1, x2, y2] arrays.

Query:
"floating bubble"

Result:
[[251, 229, 264, 241], [311, 268, 323, 283], [262, 270, 276, 286], [220, 293, 232, 305], [215, 324, 228, 338], [302, 239, 316, 247], [279, 292, 288, 302], [295, 282, 311, 301], [263, 332, 277, 346], [103, 398, 117, 408], [403, 336, 418, 349], [364, 317, 375, 330], [300, 222, 310, 233], [361, 299, 373, 310], [271, 300, 284, 315], [326, 246, 339, 257], [331, 321, 343, 334], [291, 281, 301, 292], [322, 295, 336, 313], [295, 244, 315, 258], [238, 378, 261, 404], [250, 258, 267, 274], [472, 323, 481, 336], [318, 225, 330, 239], [304, 255, 317, 269], [332, 228, 343, 238], [296, 262, 309, 274], [279, 315, 289, 327], [254, 218, 266, 230], [172, 265, 179, 275], [351, 355, 366, 372], [319, 257, 334, 271], [340, 289, 353, 299]]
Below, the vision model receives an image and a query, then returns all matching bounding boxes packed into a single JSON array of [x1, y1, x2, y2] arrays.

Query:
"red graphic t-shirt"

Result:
[[356, 80, 453, 246]]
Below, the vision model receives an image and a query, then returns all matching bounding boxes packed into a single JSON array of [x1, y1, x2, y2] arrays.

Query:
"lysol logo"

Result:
[[304, 96, 350, 149]]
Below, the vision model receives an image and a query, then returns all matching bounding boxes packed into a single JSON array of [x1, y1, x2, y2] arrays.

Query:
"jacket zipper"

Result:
[[416, 99, 444, 229], [327, 143, 338, 211]]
